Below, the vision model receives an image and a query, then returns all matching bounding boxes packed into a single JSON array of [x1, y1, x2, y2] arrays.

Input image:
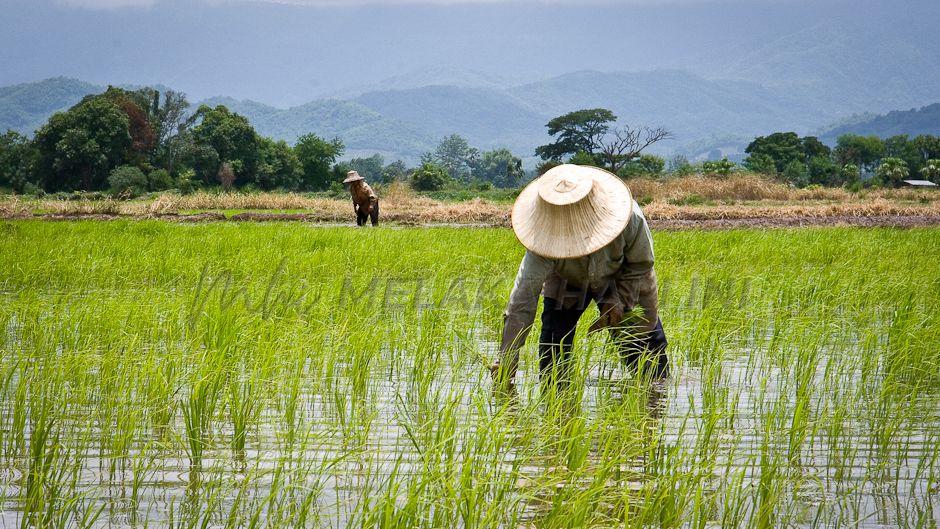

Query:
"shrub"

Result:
[[177, 169, 197, 195], [702, 157, 736, 177], [148, 169, 175, 191], [410, 162, 450, 191], [619, 154, 665, 178], [840, 164, 861, 185], [327, 181, 346, 199], [108, 166, 148, 197], [781, 160, 809, 187], [669, 193, 705, 206], [667, 155, 695, 176]]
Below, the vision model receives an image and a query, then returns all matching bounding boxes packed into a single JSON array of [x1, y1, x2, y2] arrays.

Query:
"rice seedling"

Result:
[[0, 220, 937, 528]]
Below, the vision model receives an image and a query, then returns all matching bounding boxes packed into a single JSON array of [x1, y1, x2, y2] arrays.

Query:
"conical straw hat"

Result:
[[511, 164, 632, 259], [343, 170, 365, 184]]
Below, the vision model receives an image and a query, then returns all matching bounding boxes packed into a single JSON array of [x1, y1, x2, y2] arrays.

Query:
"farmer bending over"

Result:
[[344, 170, 379, 226], [492, 164, 668, 392]]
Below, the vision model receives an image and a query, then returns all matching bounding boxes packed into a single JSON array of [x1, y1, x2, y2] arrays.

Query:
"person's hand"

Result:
[[588, 302, 624, 334], [489, 363, 517, 396]]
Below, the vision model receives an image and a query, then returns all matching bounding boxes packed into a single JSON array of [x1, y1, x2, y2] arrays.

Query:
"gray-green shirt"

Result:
[[500, 200, 657, 353]]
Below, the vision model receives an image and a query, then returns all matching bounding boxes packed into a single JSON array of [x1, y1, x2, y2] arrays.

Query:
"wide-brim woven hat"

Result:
[[343, 170, 365, 184], [511, 164, 632, 259]]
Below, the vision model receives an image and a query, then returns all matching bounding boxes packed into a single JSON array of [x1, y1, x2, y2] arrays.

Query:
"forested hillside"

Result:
[[2, 74, 938, 165], [819, 104, 940, 144], [0, 78, 99, 135]]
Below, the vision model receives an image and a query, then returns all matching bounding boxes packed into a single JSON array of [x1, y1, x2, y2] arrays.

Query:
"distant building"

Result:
[[902, 179, 938, 187]]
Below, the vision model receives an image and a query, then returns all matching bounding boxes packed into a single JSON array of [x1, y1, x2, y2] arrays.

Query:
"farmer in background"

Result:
[[492, 164, 668, 392], [344, 170, 379, 226]]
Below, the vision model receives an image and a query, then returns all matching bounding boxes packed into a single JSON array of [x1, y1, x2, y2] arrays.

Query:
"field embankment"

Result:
[[2, 174, 938, 228]]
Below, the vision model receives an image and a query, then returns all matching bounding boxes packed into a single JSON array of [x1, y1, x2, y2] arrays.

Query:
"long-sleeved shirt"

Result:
[[500, 200, 658, 354]]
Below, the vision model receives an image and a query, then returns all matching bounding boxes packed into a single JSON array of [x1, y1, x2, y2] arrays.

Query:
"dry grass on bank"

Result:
[[3, 174, 938, 225], [627, 173, 935, 202]]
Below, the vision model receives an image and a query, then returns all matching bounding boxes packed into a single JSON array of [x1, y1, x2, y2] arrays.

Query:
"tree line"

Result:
[[0, 86, 527, 195], [2, 92, 938, 195], [532, 108, 940, 188], [742, 132, 940, 187]]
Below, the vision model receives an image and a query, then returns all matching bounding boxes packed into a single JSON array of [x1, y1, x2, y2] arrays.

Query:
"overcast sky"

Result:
[[3, 0, 935, 106], [59, 0, 821, 7]]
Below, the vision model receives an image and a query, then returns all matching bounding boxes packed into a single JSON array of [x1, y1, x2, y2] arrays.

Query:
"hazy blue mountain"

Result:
[[818, 104, 940, 144], [0, 77, 100, 135], [354, 86, 545, 153], [510, 70, 825, 150], [327, 67, 524, 99], [710, 17, 940, 117], [197, 97, 436, 160], [4, 73, 937, 165]]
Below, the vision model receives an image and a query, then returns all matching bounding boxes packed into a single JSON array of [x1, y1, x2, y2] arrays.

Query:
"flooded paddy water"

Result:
[[0, 222, 937, 528]]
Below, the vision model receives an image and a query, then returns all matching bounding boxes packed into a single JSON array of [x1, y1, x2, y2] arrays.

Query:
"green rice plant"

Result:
[[180, 374, 222, 474], [0, 221, 938, 528]]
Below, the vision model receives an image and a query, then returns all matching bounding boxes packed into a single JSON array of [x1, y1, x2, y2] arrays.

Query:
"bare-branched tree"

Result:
[[599, 126, 673, 174]]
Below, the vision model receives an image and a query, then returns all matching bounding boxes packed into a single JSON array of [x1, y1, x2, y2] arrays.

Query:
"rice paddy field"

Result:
[[0, 221, 938, 528]]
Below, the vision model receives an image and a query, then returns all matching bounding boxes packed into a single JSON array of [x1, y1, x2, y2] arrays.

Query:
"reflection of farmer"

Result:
[[344, 170, 379, 227], [492, 164, 668, 391]]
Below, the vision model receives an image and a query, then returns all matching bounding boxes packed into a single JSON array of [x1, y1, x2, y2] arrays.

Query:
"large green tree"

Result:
[[433, 134, 479, 182], [0, 131, 37, 192], [743, 132, 804, 174], [912, 135, 940, 164], [471, 148, 524, 188], [151, 90, 194, 173], [33, 97, 132, 191], [833, 134, 885, 175], [535, 108, 616, 161], [97, 87, 157, 163], [256, 137, 302, 190], [348, 154, 385, 183], [294, 134, 344, 191], [382, 160, 409, 182], [884, 135, 926, 180], [744, 132, 842, 185], [191, 105, 259, 186], [800, 136, 831, 160]]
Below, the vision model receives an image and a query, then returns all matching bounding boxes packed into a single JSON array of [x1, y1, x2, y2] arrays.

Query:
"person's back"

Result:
[[343, 171, 379, 226]]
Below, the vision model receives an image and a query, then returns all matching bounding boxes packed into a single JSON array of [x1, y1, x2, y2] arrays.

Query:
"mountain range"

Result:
[[5, 72, 936, 166], [818, 104, 940, 144]]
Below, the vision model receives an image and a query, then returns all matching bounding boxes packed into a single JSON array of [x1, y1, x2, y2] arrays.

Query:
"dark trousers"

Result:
[[538, 296, 669, 383], [356, 202, 379, 226]]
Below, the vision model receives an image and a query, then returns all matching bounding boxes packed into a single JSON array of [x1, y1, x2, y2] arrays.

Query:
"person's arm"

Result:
[[615, 204, 659, 333], [493, 250, 553, 383]]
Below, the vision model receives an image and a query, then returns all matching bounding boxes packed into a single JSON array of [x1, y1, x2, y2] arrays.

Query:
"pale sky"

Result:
[[60, 0, 800, 7]]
